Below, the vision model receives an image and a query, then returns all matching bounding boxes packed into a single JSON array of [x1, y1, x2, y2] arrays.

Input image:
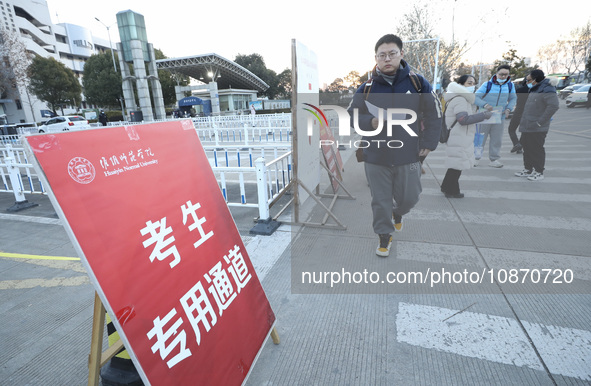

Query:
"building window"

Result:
[[16, 99, 22, 110]]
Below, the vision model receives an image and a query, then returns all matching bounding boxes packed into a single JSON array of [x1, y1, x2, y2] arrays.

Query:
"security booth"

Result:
[[178, 96, 212, 117]]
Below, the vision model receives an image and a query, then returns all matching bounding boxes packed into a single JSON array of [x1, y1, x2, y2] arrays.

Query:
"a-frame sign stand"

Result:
[[279, 39, 354, 231], [316, 158, 355, 226], [87, 292, 123, 386], [87, 292, 280, 385]]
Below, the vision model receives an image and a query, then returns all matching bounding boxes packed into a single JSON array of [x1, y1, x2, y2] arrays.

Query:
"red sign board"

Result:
[[26, 121, 275, 385], [319, 122, 343, 193]]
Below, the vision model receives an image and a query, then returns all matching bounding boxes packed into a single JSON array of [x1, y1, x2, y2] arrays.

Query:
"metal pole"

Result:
[[433, 36, 441, 89], [96, 18, 126, 118], [291, 39, 299, 223], [95, 18, 118, 72], [403, 37, 440, 88], [106, 28, 117, 74], [255, 157, 270, 220]]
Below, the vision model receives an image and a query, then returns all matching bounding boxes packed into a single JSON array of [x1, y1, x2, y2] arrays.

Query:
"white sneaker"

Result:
[[489, 160, 504, 168], [474, 159, 480, 167], [527, 172, 544, 181], [514, 169, 533, 177]]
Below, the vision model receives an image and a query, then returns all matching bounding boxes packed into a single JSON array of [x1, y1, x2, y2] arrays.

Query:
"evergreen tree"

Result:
[[29, 56, 82, 115], [490, 49, 536, 80], [82, 52, 122, 108]]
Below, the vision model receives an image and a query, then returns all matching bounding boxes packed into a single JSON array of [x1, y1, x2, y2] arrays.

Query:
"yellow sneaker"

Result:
[[376, 234, 392, 257], [392, 213, 403, 232]]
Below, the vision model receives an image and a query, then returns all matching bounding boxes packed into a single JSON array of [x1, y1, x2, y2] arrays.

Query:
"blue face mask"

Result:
[[527, 83, 533, 89], [497, 78, 507, 84]]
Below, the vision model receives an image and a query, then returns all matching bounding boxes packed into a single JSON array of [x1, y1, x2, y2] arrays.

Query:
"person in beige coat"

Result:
[[441, 75, 492, 198]]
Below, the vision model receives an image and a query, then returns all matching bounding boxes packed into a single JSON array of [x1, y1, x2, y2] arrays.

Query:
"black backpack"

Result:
[[356, 70, 424, 162], [439, 96, 459, 144]]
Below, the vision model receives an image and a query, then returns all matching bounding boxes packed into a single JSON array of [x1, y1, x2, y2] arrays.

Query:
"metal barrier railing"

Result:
[[1, 142, 293, 220], [192, 113, 291, 129], [260, 151, 292, 218], [196, 124, 291, 145], [0, 144, 44, 211], [205, 144, 292, 219], [203, 144, 290, 168]]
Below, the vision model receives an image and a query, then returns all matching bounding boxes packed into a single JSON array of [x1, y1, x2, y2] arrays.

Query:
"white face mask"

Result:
[[465, 85, 475, 93]]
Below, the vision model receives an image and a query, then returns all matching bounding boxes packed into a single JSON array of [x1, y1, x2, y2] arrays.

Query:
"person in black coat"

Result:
[[515, 70, 559, 181], [98, 110, 108, 126], [507, 78, 529, 153], [347, 34, 442, 257]]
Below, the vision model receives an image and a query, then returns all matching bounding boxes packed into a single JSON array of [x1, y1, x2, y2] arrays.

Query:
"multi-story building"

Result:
[[0, 0, 115, 123]]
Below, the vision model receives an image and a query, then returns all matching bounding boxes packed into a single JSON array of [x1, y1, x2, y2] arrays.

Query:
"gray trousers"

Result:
[[364, 161, 422, 235], [477, 122, 504, 161]]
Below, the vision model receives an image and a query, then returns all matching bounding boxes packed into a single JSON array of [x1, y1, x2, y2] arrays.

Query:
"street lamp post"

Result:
[[95, 17, 126, 119], [95, 17, 117, 73]]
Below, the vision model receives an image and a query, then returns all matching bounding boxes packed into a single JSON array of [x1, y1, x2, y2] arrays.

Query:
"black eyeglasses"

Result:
[[377, 51, 400, 60]]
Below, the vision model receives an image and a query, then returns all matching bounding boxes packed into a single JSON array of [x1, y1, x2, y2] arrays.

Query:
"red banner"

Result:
[[319, 122, 343, 193], [26, 121, 275, 385]]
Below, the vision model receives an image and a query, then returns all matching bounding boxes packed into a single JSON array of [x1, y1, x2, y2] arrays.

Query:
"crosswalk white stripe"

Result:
[[425, 165, 591, 171], [422, 188, 591, 203], [393, 242, 591, 280], [407, 208, 591, 231], [396, 302, 591, 381], [421, 174, 591, 184], [426, 155, 590, 161], [479, 249, 591, 281]]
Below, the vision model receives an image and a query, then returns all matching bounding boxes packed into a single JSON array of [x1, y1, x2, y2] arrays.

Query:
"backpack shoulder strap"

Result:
[[443, 96, 460, 112], [363, 80, 373, 100], [409, 71, 422, 93], [484, 81, 493, 97], [364, 71, 422, 97]]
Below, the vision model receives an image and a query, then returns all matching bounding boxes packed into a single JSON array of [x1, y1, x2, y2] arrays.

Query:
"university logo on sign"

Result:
[[67, 157, 96, 184]]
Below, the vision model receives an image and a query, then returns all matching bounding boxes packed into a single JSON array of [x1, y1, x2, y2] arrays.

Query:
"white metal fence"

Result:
[[0, 114, 293, 221], [0, 144, 45, 212], [203, 144, 292, 215]]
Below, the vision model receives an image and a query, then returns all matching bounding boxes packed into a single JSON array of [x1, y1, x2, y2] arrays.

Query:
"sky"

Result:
[[47, 0, 591, 85]]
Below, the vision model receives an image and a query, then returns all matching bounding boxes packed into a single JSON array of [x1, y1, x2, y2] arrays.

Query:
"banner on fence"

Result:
[[25, 121, 275, 385]]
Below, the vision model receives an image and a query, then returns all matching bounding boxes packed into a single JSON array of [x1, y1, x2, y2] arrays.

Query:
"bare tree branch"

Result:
[[0, 28, 36, 120]]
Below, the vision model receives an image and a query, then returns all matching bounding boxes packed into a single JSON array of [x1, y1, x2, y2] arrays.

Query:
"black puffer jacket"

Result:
[[519, 78, 559, 133], [347, 60, 442, 166]]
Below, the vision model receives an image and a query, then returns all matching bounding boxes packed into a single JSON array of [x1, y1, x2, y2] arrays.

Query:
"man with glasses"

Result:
[[514, 69, 559, 181], [347, 34, 442, 257], [474, 64, 517, 168]]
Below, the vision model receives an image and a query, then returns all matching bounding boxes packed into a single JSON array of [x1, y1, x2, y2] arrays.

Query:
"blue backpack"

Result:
[[484, 80, 513, 97]]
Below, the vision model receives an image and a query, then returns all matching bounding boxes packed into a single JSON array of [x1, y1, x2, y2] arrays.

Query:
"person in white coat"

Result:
[[441, 75, 492, 198]]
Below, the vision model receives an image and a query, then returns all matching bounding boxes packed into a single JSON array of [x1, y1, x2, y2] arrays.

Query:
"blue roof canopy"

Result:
[[178, 96, 204, 107]]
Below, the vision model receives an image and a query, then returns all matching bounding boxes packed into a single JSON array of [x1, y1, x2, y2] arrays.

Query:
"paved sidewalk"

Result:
[[1, 102, 590, 385]]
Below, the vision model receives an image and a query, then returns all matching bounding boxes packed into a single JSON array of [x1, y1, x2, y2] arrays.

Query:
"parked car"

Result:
[[559, 84, 587, 99], [565, 84, 591, 108], [38, 116, 90, 133]]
